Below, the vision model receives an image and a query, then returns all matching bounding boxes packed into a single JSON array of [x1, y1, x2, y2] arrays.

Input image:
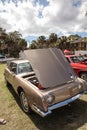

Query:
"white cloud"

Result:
[[0, 0, 87, 38]]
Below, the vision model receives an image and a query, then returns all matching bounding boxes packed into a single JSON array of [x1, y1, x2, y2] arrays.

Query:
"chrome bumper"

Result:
[[32, 91, 87, 117]]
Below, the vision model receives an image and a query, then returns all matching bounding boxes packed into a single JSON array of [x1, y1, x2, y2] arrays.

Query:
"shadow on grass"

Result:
[[6, 85, 87, 130], [28, 99, 87, 130], [6, 84, 21, 108]]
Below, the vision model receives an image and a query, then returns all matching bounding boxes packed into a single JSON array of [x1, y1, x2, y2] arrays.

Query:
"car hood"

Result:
[[71, 62, 87, 69], [24, 48, 75, 88]]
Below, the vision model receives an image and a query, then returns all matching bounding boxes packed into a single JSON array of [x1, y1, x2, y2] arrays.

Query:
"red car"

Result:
[[65, 55, 87, 81]]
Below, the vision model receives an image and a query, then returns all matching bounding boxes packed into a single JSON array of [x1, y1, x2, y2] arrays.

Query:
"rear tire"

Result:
[[80, 72, 87, 81], [19, 91, 32, 114]]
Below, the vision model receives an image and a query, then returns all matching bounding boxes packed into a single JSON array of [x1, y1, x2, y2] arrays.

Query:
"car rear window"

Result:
[[18, 62, 33, 74]]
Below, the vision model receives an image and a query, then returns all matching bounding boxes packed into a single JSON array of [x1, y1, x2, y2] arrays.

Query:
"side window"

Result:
[[10, 62, 17, 74]]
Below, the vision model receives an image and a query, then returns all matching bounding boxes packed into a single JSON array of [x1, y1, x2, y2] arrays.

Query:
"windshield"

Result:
[[18, 62, 33, 74], [70, 56, 79, 63], [0, 54, 5, 59], [78, 55, 85, 62], [70, 55, 85, 63]]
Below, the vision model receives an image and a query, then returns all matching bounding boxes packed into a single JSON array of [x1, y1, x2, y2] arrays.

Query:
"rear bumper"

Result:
[[32, 91, 87, 117]]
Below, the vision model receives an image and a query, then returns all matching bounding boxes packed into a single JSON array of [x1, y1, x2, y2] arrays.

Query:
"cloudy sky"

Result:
[[0, 0, 87, 42]]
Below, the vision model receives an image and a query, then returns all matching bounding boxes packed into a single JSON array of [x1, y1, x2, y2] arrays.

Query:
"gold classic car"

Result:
[[4, 48, 87, 117]]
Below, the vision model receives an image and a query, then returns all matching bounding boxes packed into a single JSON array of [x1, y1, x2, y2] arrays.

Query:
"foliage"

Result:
[[29, 33, 86, 50], [1, 26, 87, 55], [29, 40, 37, 49], [0, 27, 27, 57]]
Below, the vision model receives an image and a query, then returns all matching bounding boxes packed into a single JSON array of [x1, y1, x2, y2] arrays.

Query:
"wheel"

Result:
[[19, 91, 32, 114], [80, 72, 87, 81]]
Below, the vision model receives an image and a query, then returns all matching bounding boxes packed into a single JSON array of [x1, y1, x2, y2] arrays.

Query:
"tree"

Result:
[[37, 35, 46, 48], [18, 39, 27, 48], [29, 40, 37, 49], [0, 27, 8, 54], [49, 33, 57, 43], [57, 36, 67, 50], [0, 27, 27, 57], [8, 31, 27, 57]]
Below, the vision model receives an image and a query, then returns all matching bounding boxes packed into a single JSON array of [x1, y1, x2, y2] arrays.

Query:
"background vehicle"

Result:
[[0, 54, 5, 59], [65, 54, 87, 81], [0, 54, 15, 63]]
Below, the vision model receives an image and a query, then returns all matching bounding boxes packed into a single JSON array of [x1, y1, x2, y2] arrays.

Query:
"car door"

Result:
[[8, 62, 17, 88]]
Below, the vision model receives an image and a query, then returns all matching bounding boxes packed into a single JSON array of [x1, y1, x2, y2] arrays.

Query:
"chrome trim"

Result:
[[48, 93, 84, 111], [32, 105, 52, 117], [32, 92, 87, 117]]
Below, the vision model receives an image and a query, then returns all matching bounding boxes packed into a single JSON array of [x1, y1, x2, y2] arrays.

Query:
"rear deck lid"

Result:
[[24, 48, 75, 88]]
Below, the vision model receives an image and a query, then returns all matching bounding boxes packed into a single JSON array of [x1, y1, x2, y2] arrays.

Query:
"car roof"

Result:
[[11, 59, 29, 64], [65, 55, 78, 57]]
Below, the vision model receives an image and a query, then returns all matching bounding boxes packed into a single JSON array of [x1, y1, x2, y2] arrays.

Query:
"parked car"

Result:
[[65, 54, 87, 81], [0, 54, 15, 63], [0, 54, 5, 59], [77, 55, 87, 63], [4, 48, 87, 117]]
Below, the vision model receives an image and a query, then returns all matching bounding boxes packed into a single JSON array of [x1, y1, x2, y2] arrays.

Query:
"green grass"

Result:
[[0, 63, 87, 130]]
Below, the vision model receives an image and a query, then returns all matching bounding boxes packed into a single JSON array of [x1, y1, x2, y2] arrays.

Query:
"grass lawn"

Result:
[[0, 63, 87, 130]]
